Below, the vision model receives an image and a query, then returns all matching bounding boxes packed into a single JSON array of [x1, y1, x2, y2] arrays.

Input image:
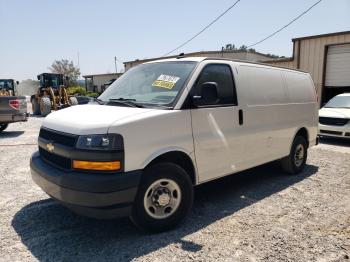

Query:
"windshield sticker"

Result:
[[152, 74, 180, 89]]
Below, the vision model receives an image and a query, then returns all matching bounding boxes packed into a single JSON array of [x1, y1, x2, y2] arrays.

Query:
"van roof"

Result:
[[145, 56, 308, 74]]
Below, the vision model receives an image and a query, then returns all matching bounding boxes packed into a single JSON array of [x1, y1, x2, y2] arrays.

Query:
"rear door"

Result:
[[190, 62, 244, 183]]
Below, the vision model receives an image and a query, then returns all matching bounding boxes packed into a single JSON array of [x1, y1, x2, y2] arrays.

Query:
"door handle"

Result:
[[239, 109, 243, 125]]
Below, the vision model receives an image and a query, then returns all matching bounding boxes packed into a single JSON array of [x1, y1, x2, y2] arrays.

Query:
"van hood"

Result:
[[319, 107, 350, 118], [42, 104, 155, 135]]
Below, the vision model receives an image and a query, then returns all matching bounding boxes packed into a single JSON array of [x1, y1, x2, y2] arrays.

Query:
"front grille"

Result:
[[39, 128, 77, 147], [345, 132, 350, 137], [319, 117, 349, 126], [319, 130, 343, 136], [39, 147, 72, 169]]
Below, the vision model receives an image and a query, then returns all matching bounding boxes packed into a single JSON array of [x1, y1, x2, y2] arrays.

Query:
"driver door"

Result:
[[190, 62, 243, 183]]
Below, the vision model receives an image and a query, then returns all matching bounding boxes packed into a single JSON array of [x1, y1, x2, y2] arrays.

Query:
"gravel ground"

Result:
[[0, 116, 350, 262]]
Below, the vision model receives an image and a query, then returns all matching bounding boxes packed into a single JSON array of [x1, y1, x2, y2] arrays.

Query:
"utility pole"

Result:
[[77, 51, 80, 68], [114, 56, 117, 73]]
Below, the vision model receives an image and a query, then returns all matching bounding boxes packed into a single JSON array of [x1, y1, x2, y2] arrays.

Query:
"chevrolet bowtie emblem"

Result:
[[46, 143, 55, 152]]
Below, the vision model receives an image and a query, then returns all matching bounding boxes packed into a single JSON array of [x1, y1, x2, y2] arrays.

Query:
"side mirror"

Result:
[[16, 81, 19, 85], [192, 82, 219, 107], [37, 75, 40, 80]]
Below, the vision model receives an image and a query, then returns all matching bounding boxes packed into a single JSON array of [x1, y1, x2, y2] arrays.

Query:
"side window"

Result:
[[194, 64, 236, 105]]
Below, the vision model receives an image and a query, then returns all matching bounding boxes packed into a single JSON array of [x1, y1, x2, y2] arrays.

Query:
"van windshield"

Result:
[[98, 61, 197, 108], [324, 95, 350, 109]]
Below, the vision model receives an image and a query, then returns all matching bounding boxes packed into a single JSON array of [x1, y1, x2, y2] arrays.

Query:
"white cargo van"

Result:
[[30, 57, 318, 232]]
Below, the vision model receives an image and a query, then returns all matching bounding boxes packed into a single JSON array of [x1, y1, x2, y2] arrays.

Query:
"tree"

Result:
[[222, 43, 236, 51], [221, 44, 250, 52], [221, 43, 284, 58], [238, 45, 247, 51], [49, 59, 80, 86]]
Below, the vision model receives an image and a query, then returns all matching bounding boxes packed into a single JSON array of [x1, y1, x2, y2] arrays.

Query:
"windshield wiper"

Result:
[[324, 106, 350, 109], [143, 103, 172, 109], [93, 98, 105, 105], [108, 98, 144, 108]]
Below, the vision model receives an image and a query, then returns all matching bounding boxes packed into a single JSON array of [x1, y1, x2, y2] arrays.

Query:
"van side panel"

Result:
[[283, 71, 318, 146], [239, 66, 288, 105], [283, 71, 316, 103], [235, 65, 289, 167], [236, 64, 317, 168]]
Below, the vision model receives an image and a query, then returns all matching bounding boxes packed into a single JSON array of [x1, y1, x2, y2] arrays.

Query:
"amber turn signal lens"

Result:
[[73, 160, 121, 171]]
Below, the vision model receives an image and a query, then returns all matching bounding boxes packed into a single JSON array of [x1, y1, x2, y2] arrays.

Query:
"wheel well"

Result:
[[147, 151, 196, 185], [296, 127, 309, 146]]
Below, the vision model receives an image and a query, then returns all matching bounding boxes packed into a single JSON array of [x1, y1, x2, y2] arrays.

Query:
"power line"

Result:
[[162, 0, 242, 57], [247, 0, 322, 48]]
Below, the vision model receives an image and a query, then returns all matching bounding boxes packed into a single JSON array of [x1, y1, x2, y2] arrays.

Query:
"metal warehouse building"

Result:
[[123, 50, 275, 71], [263, 31, 350, 105]]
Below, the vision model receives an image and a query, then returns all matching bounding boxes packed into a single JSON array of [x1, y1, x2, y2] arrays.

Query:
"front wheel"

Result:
[[40, 97, 52, 117], [31, 98, 40, 115], [281, 136, 308, 175], [130, 163, 193, 232], [0, 123, 8, 132]]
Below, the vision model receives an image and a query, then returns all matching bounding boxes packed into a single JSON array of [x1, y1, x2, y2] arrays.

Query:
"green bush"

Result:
[[67, 86, 86, 96], [86, 92, 99, 98]]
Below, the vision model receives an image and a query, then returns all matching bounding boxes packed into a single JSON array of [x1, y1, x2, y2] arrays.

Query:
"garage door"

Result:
[[325, 44, 350, 87]]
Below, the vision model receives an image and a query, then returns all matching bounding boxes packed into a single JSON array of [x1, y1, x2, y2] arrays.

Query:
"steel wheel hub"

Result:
[[153, 188, 171, 207], [294, 144, 305, 167], [144, 178, 181, 219]]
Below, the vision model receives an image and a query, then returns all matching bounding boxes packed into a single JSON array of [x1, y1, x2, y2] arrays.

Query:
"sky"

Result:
[[0, 0, 349, 81]]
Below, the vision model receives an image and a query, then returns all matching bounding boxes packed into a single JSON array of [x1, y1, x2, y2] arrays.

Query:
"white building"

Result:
[[83, 73, 123, 93]]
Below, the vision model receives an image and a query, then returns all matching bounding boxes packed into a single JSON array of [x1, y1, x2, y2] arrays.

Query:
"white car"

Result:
[[319, 93, 350, 139], [30, 57, 318, 232]]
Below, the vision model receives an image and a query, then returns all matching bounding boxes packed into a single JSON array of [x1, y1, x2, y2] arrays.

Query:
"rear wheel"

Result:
[[0, 123, 8, 132], [281, 136, 308, 175], [130, 162, 193, 232], [40, 97, 52, 117], [31, 98, 40, 115]]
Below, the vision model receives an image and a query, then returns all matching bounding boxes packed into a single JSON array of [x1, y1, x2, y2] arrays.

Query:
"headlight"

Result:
[[76, 134, 123, 151]]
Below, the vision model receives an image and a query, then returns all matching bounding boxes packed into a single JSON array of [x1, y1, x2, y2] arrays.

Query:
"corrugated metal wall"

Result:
[[265, 32, 350, 104], [302, 34, 350, 99]]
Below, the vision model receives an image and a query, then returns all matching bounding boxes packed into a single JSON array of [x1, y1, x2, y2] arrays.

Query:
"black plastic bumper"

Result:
[[30, 151, 142, 219]]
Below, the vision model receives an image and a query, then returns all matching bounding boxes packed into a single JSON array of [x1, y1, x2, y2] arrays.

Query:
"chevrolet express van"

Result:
[[30, 57, 318, 232]]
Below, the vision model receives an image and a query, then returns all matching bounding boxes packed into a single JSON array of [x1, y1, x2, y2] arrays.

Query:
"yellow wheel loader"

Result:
[[31, 73, 78, 116], [0, 79, 18, 96]]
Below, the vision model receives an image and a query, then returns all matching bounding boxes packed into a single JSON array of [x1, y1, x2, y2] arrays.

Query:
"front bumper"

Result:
[[30, 151, 142, 219], [318, 124, 350, 139]]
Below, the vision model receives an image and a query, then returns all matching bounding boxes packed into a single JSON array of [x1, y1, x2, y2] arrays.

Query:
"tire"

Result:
[[40, 97, 52, 117], [281, 136, 308, 175], [0, 123, 8, 132], [69, 96, 78, 105], [31, 98, 40, 115], [130, 162, 193, 232]]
